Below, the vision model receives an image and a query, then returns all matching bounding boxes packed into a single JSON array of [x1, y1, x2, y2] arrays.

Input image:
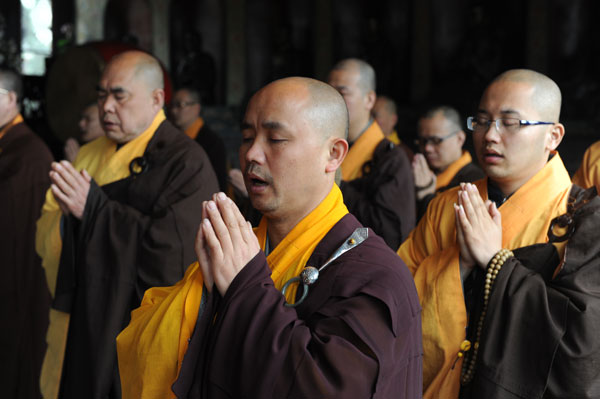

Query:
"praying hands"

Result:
[[195, 192, 260, 296], [453, 182, 502, 281], [49, 160, 91, 219]]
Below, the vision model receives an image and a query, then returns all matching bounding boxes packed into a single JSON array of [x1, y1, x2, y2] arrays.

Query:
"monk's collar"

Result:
[[264, 234, 272, 256], [349, 118, 374, 148], [487, 180, 511, 207]]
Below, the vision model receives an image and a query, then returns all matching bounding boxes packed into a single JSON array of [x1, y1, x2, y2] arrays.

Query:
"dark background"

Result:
[[1, 0, 598, 171]]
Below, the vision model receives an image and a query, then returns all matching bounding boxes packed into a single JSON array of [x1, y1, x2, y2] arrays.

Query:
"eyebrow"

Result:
[[476, 108, 521, 116], [96, 85, 127, 95], [240, 121, 252, 130]]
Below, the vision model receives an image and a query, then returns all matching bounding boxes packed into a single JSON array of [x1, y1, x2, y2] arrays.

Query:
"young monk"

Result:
[[399, 69, 600, 398], [117, 77, 423, 398]]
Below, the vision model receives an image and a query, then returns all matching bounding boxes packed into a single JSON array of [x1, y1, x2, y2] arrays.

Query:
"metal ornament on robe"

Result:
[[129, 156, 149, 176], [281, 227, 369, 307]]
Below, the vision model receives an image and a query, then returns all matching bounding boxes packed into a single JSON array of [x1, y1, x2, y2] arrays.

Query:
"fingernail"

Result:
[[218, 192, 227, 201], [207, 201, 216, 210], [203, 218, 211, 227]]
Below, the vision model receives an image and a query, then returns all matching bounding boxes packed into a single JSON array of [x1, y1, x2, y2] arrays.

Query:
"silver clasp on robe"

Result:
[[280, 227, 368, 307]]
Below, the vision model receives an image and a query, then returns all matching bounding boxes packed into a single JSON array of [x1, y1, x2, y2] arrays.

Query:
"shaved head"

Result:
[[375, 96, 397, 115], [330, 58, 376, 94], [255, 77, 349, 140], [491, 69, 562, 121], [107, 51, 164, 93]]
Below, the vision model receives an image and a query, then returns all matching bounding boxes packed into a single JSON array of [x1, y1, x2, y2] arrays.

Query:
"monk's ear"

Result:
[[457, 130, 466, 147], [152, 88, 165, 110], [364, 90, 376, 112], [325, 137, 348, 173], [546, 123, 565, 151]]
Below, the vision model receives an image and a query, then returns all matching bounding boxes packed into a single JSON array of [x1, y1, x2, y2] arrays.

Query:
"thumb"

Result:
[[81, 169, 92, 182], [489, 200, 502, 226]]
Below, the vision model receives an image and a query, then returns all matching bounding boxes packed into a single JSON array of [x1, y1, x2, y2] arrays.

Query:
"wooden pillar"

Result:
[[150, 0, 170, 69], [226, 0, 246, 106]]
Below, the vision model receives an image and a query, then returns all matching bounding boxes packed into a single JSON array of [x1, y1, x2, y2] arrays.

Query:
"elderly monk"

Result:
[[328, 58, 415, 249], [0, 67, 53, 399], [412, 105, 484, 219], [398, 69, 600, 398], [117, 77, 422, 399], [170, 87, 228, 191], [35, 51, 219, 399], [572, 140, 600, 194]]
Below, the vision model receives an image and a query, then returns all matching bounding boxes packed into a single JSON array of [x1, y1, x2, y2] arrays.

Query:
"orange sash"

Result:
[[572, 140, 600, 194], [0, 113, 24, 142], [341, 121, 384, 181], [184, 117, 204, 140], [435, 151, 472, 189]]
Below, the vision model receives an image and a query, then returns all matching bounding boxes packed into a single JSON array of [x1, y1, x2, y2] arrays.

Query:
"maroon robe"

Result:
[[54, 120, 219, 398], [0, 121, 53, 399], [173, 213, 423, 398]]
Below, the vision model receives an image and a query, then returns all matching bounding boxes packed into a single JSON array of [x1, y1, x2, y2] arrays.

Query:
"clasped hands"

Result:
[[412, 154, 436, 200], [453, 183, 502, 281], [195, 192, 260, 296], [50, 160, 91, 219]]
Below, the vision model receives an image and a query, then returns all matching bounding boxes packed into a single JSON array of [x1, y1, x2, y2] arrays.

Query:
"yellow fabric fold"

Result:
[[0, 113, 24, 141], [183, 117, 204, 140], [435, 151, 472, 189], [398, 152, 572, 399], [341, 121, 385, 181], [35, 109, 166, 399], [116, 183, 348, 399], [387, 130, 401, 145], [572, 140, 600, 194]]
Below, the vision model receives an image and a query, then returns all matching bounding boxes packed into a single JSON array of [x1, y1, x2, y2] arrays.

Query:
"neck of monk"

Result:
[[348, 115, 371, 143]]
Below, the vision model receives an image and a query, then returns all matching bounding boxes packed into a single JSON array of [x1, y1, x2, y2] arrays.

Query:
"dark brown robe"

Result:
[[173, 214, 423, 399], [461, 185, 600, 398], [54, 120, 219, 398], [341, 139, 416, 250], [194, 123, 228, 192], [0, 121, 53, 399]]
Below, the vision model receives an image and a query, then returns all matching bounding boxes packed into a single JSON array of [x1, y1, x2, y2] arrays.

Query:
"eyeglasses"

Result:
[[0, 88, 10, 95], [414, 130, 459, 148], [170, 101, 197, 109], [467, 116, 554, 134]]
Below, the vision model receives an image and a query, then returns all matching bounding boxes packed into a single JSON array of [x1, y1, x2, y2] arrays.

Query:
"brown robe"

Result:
[[342, 139, 416, 250], [461, 185, 600, 398], [54, 120, 219, 398], [0, 121, 53, 399], [173, 214, 423, 398]]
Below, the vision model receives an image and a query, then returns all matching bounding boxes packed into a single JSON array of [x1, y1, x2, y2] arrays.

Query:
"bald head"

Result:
[[330, 58, 376, 94], [106, 51, 164, 92], [491, 69, 562, 121], [254, 77, 349, 140]]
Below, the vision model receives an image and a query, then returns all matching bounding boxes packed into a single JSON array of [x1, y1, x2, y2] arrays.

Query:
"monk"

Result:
[[328, 58, 415, 249], [398, 69, 600, 398], [572, 140, 600, 194], [64, 102, 105, 162], [35, 51, 219, 399], [117, 77, 422, 398], [412, 105, 484, 219], [372, 95, 414, 161], [170, 87, 228, 191], [0, 67, 53, 399]]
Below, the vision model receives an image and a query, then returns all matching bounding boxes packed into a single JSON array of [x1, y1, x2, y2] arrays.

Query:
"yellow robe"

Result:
[[341, 121, 385, 181], [572, 140, 600, 194], [35, 110, 166, 399], [398, 152, 571, 398], [116, 184, 348, 399], [435, 151, 473, 190]]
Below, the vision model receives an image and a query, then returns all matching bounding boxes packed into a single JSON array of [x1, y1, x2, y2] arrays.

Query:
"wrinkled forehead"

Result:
[[478, 80, 536, 117], [99, 61, 138, 89]]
